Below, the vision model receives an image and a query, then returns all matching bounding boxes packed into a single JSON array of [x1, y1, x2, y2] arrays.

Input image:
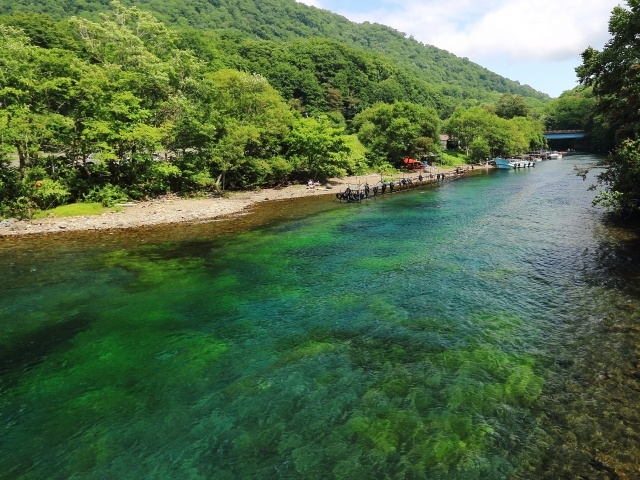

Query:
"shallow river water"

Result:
[[2, 156, 640, 479]]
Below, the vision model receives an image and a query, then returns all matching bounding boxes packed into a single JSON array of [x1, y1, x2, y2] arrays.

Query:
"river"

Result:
[[1, 155, 639, 479]]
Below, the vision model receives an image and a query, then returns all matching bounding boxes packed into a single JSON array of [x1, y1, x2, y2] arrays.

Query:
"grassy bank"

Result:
[[31, 203, 118, 220], [440, 151, 470, 167]]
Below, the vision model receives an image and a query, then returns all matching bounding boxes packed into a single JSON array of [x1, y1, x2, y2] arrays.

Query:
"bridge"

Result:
[[544, 130, 586, 140]]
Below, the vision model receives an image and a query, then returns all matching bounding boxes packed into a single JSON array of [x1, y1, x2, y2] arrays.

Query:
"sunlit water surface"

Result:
[[2, 156, 640, 479]]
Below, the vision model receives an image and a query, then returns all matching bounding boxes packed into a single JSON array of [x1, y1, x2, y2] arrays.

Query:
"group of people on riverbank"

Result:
[[335, 166, 472, 203]]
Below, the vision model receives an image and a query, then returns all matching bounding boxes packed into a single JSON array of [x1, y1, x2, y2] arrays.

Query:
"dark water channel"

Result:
[[1, 156, 639, 479]]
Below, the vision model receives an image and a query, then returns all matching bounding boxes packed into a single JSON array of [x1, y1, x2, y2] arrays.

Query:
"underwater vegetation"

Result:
[[0, 234, 546, 479], [1, 156, 638, 478]]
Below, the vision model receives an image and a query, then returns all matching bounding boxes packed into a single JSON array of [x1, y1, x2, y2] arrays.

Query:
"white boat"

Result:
[[495, 158, 535, 169]]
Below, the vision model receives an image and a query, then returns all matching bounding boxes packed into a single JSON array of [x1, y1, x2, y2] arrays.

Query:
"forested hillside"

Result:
[[0, 0, 549, 107], [180, 32, 449, 117], [0, 3, 547, 219]]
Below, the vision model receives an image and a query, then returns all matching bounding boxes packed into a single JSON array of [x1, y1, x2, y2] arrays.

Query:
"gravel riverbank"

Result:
[[0, 168, 479, 237]]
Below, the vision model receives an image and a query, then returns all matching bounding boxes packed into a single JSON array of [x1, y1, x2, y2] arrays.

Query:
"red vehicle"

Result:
[[403, 157, 424, 170]]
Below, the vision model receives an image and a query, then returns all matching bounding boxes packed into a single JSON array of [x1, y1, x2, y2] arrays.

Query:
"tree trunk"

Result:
[[16, 144, 26, 171]]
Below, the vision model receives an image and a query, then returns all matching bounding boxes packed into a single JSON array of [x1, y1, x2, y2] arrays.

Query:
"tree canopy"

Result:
[[495, 93, 530, 120], [577, 0, 640, 215], [444, 107, 545, 160], [0, 3, 551, 217], [543, 87, 594, 130], [352, 102, 440, 166], [0, 0, 550, 110]]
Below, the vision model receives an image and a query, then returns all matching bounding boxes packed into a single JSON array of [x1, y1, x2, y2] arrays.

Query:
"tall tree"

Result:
[[445, 106, 543, 158], [577, 0, 640, 214], [495, 93, 530, 120], [286, 117, 349, 180], [353, 102, 440, 166]]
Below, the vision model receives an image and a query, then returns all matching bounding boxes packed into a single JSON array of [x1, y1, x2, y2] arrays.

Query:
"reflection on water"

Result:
[[1, 156, 639, 479]]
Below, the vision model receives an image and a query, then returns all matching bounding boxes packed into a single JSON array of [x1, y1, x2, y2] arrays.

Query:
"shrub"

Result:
[[30, 179, 71, 209], [84, 184, 129, 207]]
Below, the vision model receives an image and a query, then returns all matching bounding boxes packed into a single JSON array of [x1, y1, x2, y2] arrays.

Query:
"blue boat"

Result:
[[495, 157, 514, 169]]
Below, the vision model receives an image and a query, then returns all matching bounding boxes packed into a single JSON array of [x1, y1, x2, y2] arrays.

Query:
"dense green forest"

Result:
[[180, 32, 450, 118], [538, 86, 613, 152], [0, 0, 549, 109], [0, 3, 548, 218]]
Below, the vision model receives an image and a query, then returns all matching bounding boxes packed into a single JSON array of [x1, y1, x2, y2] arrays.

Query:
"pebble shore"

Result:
[[1, 172, 439, 237]]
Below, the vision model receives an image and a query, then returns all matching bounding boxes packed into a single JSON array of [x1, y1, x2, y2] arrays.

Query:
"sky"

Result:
[[297, 0, 620, 97]]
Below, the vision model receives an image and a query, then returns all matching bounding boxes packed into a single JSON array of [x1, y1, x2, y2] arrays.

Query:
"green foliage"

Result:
[[509, 116, 548, 151], [203, 69, 295, 188], [0, 1, 552, 211], [0, 0, 550, 110], [542, 86, 613, 152], [591, 140, 640, 214], [353, 102, 440, 166], [287, 117, 350, 180], [0, 12, 80, 50], [29, 177, 70, 208], [440, 150, 469, 166], [495, 93, 530, 119], [0, 159, 23, 215], [543, 87, 594, 130], [341, 134, 369, 175], [211, 36, 447, 118], [577, 0, 640, 215], [445, 106, 545, 158], [0, 5, 308, 208], [83, 184, 128, 207], [592, 190, 625, 214], [469, 137, 491, 161], [577, 0, 640, 140]]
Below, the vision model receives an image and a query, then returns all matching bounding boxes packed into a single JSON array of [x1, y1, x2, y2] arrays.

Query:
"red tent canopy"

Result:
[[403, 158, 423, 169]]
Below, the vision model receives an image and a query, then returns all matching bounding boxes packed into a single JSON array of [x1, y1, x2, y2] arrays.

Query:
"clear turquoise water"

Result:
[[2, 157, 640, 479]]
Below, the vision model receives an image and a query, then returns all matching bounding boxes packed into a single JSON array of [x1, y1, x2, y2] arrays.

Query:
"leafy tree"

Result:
[[445, 107, 502, 156], [0, 0, 550, 109], [577, 0, 640, 214], [469, 137, 491, 162], [544, 91, 593, 130], [286, 117, 349, 180], [577, 0, 640, 140], [0, 12, 80, 50], [445, 106, 544, 158], [203, 69, 295, 188], [495, 93, 530, 119], [509, 116, 547, 151], [353, 102, 440, 166]]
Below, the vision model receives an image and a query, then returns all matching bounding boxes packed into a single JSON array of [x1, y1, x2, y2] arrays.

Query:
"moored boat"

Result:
[[495, 158, 513, 169], [495, 158, 535, 169]]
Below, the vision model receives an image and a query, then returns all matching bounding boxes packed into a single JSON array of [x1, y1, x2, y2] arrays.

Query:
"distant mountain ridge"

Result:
[[0, 0, 550, 103]]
